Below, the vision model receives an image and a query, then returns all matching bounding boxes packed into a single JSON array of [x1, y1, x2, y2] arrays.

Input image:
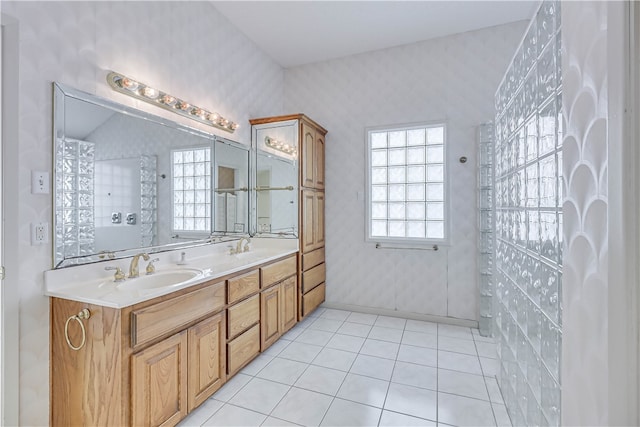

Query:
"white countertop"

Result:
[[44, 238, 298, 309]]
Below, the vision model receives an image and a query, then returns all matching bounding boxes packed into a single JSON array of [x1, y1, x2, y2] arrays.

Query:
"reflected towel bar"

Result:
[[256, 186, 294, 192], [375, 243, 439, 251]]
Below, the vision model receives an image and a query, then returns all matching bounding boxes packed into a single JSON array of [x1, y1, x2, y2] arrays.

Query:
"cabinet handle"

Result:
[[64, 308, 91, 351]]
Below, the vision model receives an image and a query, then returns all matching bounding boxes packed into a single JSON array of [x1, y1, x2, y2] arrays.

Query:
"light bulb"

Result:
[[208, 112, 219, 122], [120, 77, 139, 91], [142, 87, 159, 99], [177, 101, 190, 111], [161, 95, 176, 106]]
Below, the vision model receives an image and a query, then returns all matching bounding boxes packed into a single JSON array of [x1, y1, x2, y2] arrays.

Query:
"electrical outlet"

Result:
[[31, 171, 50, 194], [31, 222, 49, 245]]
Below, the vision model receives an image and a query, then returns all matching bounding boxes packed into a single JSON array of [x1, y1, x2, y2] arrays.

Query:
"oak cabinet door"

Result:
[[188, 313, 226, 412], [131, 331, 188, 427], [260, 285, 281, 350], [280, 277, 298, 333], [301, 190, 316, 253], [301, 122, 316, 188], [314, 132, 325, 190]]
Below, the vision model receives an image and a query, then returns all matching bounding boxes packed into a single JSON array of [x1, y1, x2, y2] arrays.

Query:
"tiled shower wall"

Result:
[[494, 1, 562, 426]]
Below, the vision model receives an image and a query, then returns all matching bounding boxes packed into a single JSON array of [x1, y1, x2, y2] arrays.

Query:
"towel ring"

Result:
[[64, 308, 91, 351]]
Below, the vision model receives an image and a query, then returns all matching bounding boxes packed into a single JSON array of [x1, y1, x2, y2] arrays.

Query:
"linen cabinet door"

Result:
[[314, 132, 325, 190], [301, 190, 316, 253], [188, 313, 226, 412], [260, 285, 281, 350], [301, 122, 316, 188], [314, 191, 325, 248], [131, 331, 188, 427]]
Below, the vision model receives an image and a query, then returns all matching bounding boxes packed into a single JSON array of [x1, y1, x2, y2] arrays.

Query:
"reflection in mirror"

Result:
[[53, 83, 250, 268], [213, 138, 250, 234], [253, 120, 299, 237]]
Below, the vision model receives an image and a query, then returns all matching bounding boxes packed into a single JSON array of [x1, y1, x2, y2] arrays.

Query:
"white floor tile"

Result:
[[493, 403, 513, 427], [438, 369, 489, 401], [229, 377, 290, 414], [278, 341, 323, 363], [384, 382, 437, 421], [472, 328, 496, 343], [378, 410, 436, 426], [375, 315, 407, 330], [438, 324, 474, 340], [360, 339, 400, 360], [326, 333, 365, 353], [476, 341, 498, 359], [202, 403, 267, 427], [480, 356, 498, 377], [485, 376, 505, 403], [212, 373, 252, 402], [241, 354, 274, 376], [312, 347, 357, 371], [261, 416, 301, 426], [350, 354, 395, 380], [337, 321, 373, 337], [256, 358, 308, 385], [438, 336, 478, 355], [336, 373, 389, 407], [438, 350, 483, 375], [347, 311, 378, 325], [404, 319, 438, 335], [320, 398, 382, 426], [295, 328, 334, 346], [391, 361, 437, 390], [308, 307, 326, 318], [397, 344, 437, 367], [178, 398, 224, 426], [263, 339, 291, 357], [321, 308, 351, 321], [281, 326, 304, 341], [271, 387, 333, 426], [437, 393, 496, 426], [368, 326, 404, 343], [401, 331, 437, 349], [308, 317, 344, 333], [294, 365, 347, 396]]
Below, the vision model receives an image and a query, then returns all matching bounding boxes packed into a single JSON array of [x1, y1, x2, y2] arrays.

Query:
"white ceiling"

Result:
[[213, 1, 538, 68]]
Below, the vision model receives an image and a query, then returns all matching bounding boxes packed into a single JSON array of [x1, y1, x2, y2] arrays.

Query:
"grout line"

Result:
[[473, 332, 499, 427]]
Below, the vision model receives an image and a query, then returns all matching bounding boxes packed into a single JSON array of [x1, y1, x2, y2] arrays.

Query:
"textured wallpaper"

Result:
[[561, 2, 610, 424], [284, 21, 527, 321], [1, 2, 284, 424]]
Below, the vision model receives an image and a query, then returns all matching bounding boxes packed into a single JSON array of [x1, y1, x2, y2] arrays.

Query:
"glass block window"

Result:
[[367, 123, 446, 243], [172, 147, 211, 233]]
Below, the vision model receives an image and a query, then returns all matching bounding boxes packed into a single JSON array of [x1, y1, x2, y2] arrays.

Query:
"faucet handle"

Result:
[[146, 258, 159, 275], [105, 266, 126, 282]]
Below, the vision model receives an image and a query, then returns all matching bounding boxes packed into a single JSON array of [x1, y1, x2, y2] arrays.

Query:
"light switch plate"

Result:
[[31, 171, 49, 194]]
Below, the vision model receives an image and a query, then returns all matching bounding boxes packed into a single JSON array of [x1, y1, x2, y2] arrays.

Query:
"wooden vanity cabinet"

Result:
[[260, 255, 298, 350], [250, 114, 328, 321], [51, 279, 226, 427], [226, 270, 261, 376]]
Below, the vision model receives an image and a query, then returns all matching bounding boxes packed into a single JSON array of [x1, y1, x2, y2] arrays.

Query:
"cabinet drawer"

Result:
[[227, 270, 260, 304], [303, 283, 325, 317], [302, 263, 325, 294], [131, 282, 225, 348], [227, 324, 260, 376], [261, 256, 296, 288], [227, 295, 260, 340], [302, 247, 324, 271]]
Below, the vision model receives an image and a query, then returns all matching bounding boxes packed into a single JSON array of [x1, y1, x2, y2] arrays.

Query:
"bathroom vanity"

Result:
[[47, 84, 327, 426]]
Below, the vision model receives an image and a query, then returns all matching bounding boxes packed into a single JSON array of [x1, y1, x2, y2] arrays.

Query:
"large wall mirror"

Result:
[[53, 83, 250, 268]]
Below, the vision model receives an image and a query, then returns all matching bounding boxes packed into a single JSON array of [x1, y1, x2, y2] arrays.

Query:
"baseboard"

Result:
[[319, 302, 479, 329]]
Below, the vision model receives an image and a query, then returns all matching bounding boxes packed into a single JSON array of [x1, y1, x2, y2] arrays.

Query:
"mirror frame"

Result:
[[52, 83, 249, 268]]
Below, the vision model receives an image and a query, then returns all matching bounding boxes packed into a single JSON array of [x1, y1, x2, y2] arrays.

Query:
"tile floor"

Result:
[[178, 307, 512, 427]]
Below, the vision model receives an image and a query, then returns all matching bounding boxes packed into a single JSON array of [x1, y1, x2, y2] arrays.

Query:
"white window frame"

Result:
[[365, 121, 449, 247], [170, 145, 212, 237]]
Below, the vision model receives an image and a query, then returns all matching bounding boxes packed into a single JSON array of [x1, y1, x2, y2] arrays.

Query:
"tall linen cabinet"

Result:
[[250, 114, 327, 319]]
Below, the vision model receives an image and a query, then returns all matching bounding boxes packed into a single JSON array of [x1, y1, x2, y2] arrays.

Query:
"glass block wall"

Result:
[[55, 138, 96, 264], [140, 154, 157, 247], [478, 123, 495, 337], [494, 1, 562, 426]]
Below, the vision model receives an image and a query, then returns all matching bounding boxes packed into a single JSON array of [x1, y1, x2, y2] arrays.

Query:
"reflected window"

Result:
[[367, 123, 447, 244], [171, 147, 211, 233]]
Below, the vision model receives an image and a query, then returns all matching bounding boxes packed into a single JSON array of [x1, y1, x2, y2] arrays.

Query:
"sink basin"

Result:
[[113, 268, 204, 291]]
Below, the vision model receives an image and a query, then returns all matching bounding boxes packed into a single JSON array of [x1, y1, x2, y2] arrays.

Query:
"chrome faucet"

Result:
[[129, 253, 150, 278], [235, 236, 251, 254]]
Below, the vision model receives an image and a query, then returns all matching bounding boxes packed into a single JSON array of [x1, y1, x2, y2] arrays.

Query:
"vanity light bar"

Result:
[[106, 71, 239, 133], [265, 136, 297, 156]]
